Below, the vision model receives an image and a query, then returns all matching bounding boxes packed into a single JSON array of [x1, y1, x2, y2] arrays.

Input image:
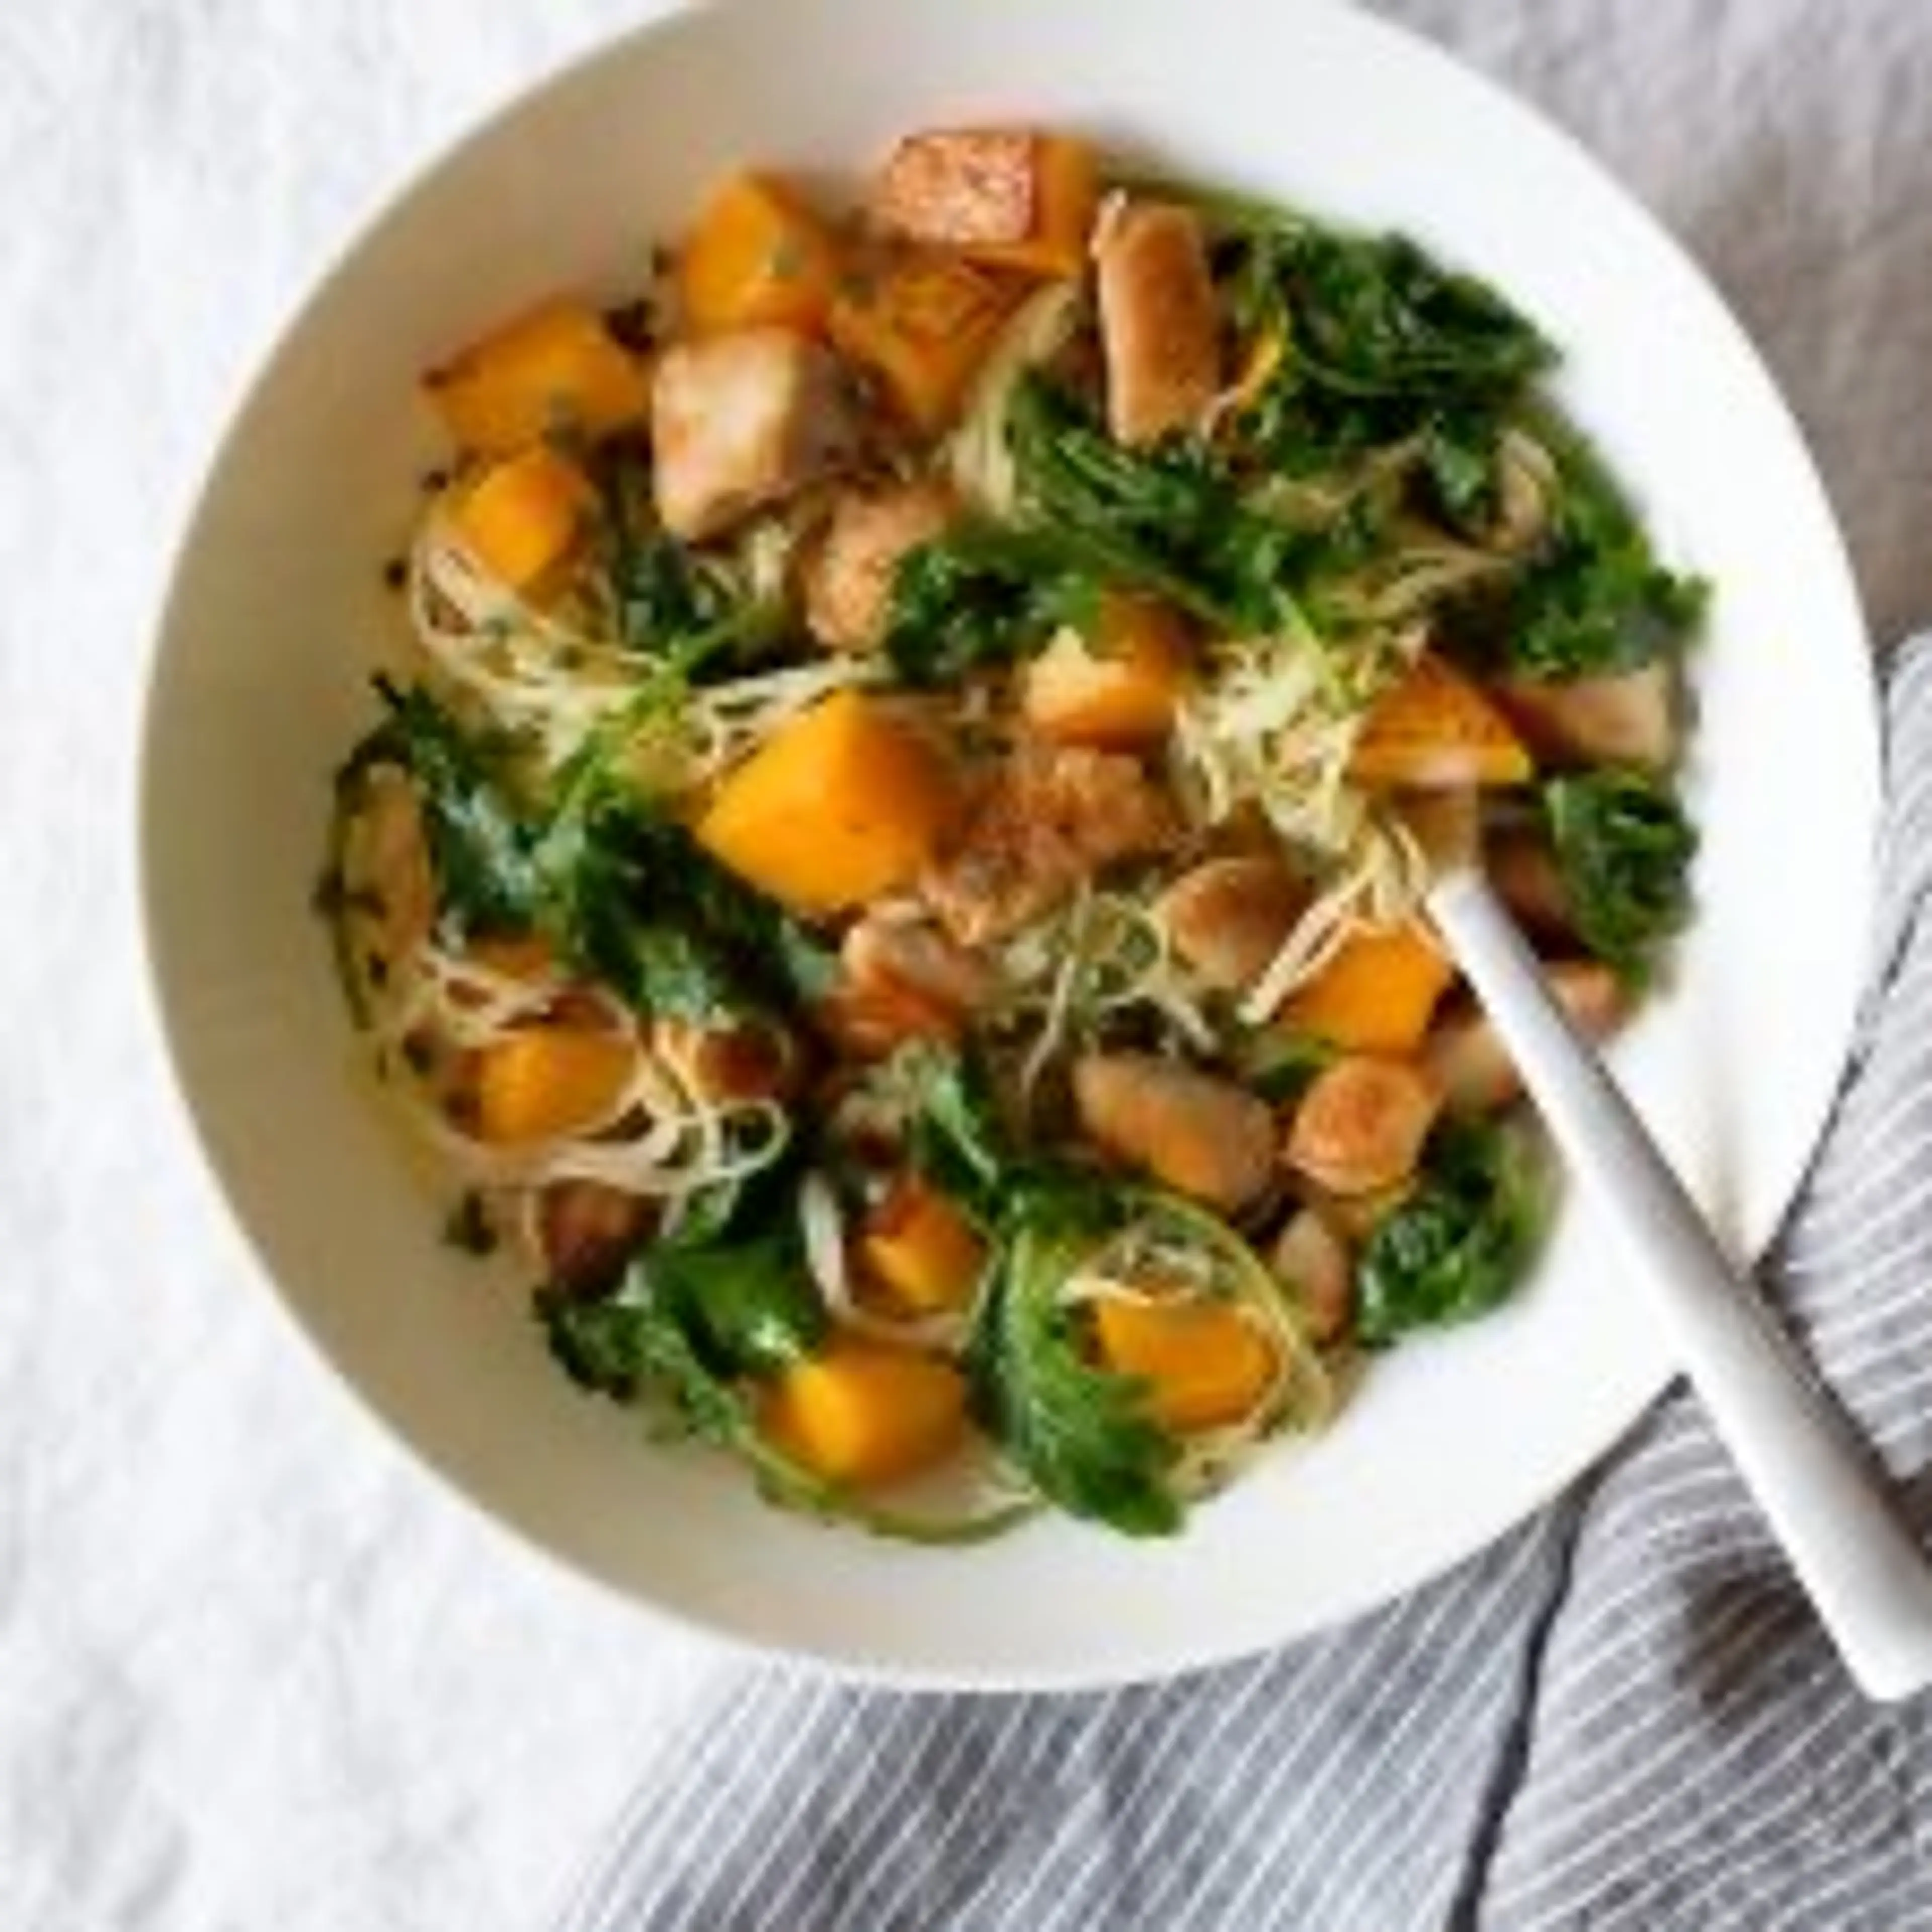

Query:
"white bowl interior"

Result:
[[141, 0, 1876, 1686]]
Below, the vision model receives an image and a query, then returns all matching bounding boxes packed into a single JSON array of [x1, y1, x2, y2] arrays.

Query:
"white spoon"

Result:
[[1426, 861, 1932, 1702]]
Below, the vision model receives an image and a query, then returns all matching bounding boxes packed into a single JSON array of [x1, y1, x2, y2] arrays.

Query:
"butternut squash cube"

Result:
[[1022, 596, 1188, 748], [872, 129, 1099, 280], [761, 1340, 969, 1486], [1278, 922, 1454, 1055], [696, 690, 957, 915], [473, 1027, 635, 1147], [829, 249, 1017, 432], [424, 299, 650, 455], [1348, 652, 1533, 789], [860, 1178, 986, 1315], [1092, 1296, 1276, 1434], [447, 445, 595, 593], [678, 171, 839, 336]]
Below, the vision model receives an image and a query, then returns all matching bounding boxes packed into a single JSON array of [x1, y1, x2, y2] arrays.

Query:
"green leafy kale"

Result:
[[543, 1228, 826, 1398], [1204, 207, 1546, 481], [537, 1211, 1024, 1546], [595, 449, 781, 671], [337, 676, 539, 940], [906, 1046, 1182, 1534], [1545, 767, 1697, 982], [967, 1211, 1182, 1536], [1419, 412, 1505, 532], [1006, 374, 1307, 633], [334, 678, 832, 1023], [532, 751, 833, 1023], [1259, 227, 1551, 401], [883, 524, 1095, 687], [1493, 434, 1706, 679], [904, 1045, 1022, 1228], [1355, 1119, 1543, 1344]]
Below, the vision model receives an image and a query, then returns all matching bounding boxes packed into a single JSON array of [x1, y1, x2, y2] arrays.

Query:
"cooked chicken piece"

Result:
[[1095, 201, 1221, 446], [921, 742, 1178, 946], [842, 912, 995, 1015], [803, 480, 956, 652], [1496, 663, 1678, 768], [536, 1181, 653, 1296], [1488, 829, 1572, 939], [1159, 854, 1308, 993], [873, 129, 1037, 247], [1073, 1053, 1277, 1213], [813, 912, 995, 1059], [651, 326, 859, 540], [652, 1017, 797, 1103], [1270, 1208, 1355, 1345], [1424, 962, 1629, 1113], [1284, 1057, 1442, 1197]]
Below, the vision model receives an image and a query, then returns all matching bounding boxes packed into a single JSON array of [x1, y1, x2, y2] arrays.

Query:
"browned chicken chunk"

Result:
[[1424, 962, 1628, 1113], [842, 912, 995, 1015], [1095, 201, 1221, 446], [815, 913, 994, 1058], [1159, 854, 1308, 993], [1285, 1057, 1442, 1197], [873, 129, 1038, 247], [803, 481, 956, 652], [1488, 830, 1572, 939], [1497, 664, 1678, 768], [922, 742, 1178, 945], [1270, 1208, 1355, 1345], [651, 326, 859, 539], [1073, 1053, 1277, 1213], [537, 1181, 653, 1296], [652, 1018, 797, 1104]]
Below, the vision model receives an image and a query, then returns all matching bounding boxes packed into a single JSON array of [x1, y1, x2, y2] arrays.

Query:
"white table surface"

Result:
[[5, 3, 1930, 1927]]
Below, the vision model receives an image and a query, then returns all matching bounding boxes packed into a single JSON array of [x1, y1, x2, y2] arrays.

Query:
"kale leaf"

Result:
[[1355, 1119, 1543, 1344], [905, 1045, 1183, 1535], [1497, 434, 1706, 679], [1005, 374, 1306, 634], [595, 449, 782, 672], [904, 1045, 1022, 1227], [883, 524, 1094, 687], [532, 756, 830, 1023], [336, 676, 539, 940], [537, 1206, 1024, 1546], [1268, 228, 1551, 401], [1545, 767, 1697, 983], [966, 1211, 1182, 1536], [335, 674, 832, 1022]]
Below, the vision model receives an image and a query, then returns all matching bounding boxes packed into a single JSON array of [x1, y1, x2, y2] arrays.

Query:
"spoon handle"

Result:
[[1428, 864, 1932, 1701]]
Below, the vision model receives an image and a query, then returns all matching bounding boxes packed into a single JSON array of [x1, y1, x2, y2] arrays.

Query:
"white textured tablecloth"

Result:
[[5, 3, 1930, 1927]]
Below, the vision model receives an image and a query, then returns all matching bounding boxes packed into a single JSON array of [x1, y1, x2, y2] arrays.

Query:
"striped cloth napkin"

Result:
[[558, 641, 1932, 1932]]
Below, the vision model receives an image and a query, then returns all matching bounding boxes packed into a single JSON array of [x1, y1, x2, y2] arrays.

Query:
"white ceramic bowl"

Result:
[[140, 0, 1877, 1687]]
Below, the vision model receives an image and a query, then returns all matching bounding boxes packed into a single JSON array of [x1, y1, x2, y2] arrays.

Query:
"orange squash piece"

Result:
[[1278, 922, 1455, 1055], [447, 445, 596, 593], [761, 1339, 969, 1486], [1022, 596, 1189, 749], [829, 249, 1017, 432], [860, 1178, 986, 1315], [1092, 1296, 1276, 1434], [678, 171, 839, 336], [969, 134, 1099, 279], [424, 299, 650, 455], [697, 691, 956, 915], [473, 1026, 635, 1147], [1348, 653, 1533, 789]]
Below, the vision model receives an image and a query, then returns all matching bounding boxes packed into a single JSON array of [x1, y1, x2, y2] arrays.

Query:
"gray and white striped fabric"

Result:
[[559, 640, 1932, 1932]]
